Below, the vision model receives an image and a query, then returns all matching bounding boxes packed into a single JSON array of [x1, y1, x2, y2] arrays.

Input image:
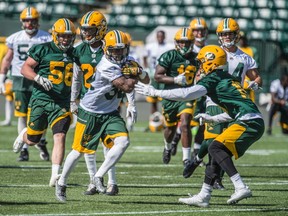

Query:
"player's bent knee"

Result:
[[27, 134, 42, 145], [52, 116, 71, 135], [114, 136, 130, 150]]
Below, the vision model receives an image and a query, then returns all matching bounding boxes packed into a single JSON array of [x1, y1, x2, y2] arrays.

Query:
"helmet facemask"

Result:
[[80, 26, 99, 44], [106, 45, 129, 65], [175, 40, 193, 56], [218, 31, 239, 48]]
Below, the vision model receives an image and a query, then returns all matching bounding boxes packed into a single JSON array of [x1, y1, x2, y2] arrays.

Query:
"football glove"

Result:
[[246, 80, 262, 91], [34, 74, 53, 91], [70, 101, 78, 115], [174, 73, 187, 86], [135, 82, 157, 97], [122, 60, 143, 77], [0, 74, 6, 94], [126, 103, 137, 124]]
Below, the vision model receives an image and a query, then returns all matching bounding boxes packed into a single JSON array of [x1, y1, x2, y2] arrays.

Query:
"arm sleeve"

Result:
[[71, 63, 83, 101], [155, 84, 207, 101], [212, 112, 233, 123]]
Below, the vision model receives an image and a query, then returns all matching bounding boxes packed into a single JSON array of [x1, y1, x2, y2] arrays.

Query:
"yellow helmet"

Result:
[[149, 112, 165, 132], [20, 7, 40, 35], [80, 11, 107, 44], [174, 27, 194, 56], [196, 45, 227, 75], [216, 18, 240, 48], [52, 18, 76, 52], [103, 30, 129, 64], [189, 18, 208, 42], [125, 32, 132, 45]]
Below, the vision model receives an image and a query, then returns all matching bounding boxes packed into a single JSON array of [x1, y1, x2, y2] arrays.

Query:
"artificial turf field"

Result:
[[0, 119, 287, 216]]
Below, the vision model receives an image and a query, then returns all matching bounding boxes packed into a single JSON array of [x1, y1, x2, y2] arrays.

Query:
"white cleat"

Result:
[[179, 193, 211, 208], [49, 174, 61, 187], [227, 186, 252, 204], [13, 128, 27, 153]]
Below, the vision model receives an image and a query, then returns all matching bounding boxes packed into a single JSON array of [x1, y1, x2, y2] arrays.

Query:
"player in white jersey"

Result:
[[0, 7, 51, 162], [55, 30, 149, 202], [267, 71, 288, 135], [183, 18, 262, 189]]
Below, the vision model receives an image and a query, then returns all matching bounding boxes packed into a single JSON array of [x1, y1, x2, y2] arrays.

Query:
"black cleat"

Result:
[[183, 157, 202, 178], [213, 179, 225, 190], [83, 183, 98, 195], [162, 148, 172, 164], [171, 143, 178, 156], [18, 149, 29, 161], [106, 184, 119, 196], [35, 140, 50, 161]]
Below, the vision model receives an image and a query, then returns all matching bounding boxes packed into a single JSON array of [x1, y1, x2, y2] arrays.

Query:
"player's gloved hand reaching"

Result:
[[135, 82, 157, 97], [246, 80, 262, 91], [34, 74, 53, 91], [174, 73, 187, 86]]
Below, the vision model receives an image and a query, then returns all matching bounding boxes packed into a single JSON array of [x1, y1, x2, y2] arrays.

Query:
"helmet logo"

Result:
[[205, 52, 215, 60]]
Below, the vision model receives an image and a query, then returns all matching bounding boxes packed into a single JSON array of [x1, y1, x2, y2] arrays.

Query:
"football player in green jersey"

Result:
[[154, 27, 198, 174], [12, 18, 79, 187], [135, 45, 265, 207]]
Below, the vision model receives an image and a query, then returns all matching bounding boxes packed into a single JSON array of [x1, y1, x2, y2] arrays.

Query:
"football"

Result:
[[122, 60, 143, 78]]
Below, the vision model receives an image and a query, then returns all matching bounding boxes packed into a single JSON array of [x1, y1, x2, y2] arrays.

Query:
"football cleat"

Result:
[[179, 193, 211, 207], [183, 157, 202, 178], [13, 127, 27, 153], [83, 183, 98, 195], [94, 177, 106, 194], [213, 178, 225, 190], [227, 186, 252, 204], [55, 180, 67, 202], [17, 149, 29, 161], [35, 140, 50, 161], [162, 148, 172, 164], [106, 184, 119, 196]]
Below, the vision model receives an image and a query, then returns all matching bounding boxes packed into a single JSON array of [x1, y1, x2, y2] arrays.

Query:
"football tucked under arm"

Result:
[[122, 60, 144, 78]]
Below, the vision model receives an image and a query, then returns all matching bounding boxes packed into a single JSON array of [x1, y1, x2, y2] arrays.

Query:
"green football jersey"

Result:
[[74, 42, 104, 98], [197, 69, 261, 119], [28, 42, 79, 103], [158, 50, 198, 90]]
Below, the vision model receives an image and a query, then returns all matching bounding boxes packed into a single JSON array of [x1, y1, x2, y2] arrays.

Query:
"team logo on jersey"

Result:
[[205, 52, 215, 60]]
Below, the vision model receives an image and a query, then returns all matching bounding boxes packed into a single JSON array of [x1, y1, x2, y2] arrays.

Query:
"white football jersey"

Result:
[[6, 30, 52, 77], [270, 79, 288, 101], [224, 47, 258, 85], [144, 42, 174, 70], [79, 56, 125, 114]]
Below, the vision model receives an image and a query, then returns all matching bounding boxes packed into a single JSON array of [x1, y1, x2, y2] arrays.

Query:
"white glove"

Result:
[[135, 82, 157, 97], [126, 103, 137, 124], [246, 80, 262, 91], [34, 74, 53, 91], [194, 113, 215, 123], [174, 73, 187, 86], [70, 101, 78, 115], [0, 74, 6, 94]]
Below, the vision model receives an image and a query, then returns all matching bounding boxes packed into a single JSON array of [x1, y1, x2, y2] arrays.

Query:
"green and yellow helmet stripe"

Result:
[[63, 18, 72, 33], [83, 11, 93, 25], [223, 18, 230, 31], [114, 30, 122, 44]]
